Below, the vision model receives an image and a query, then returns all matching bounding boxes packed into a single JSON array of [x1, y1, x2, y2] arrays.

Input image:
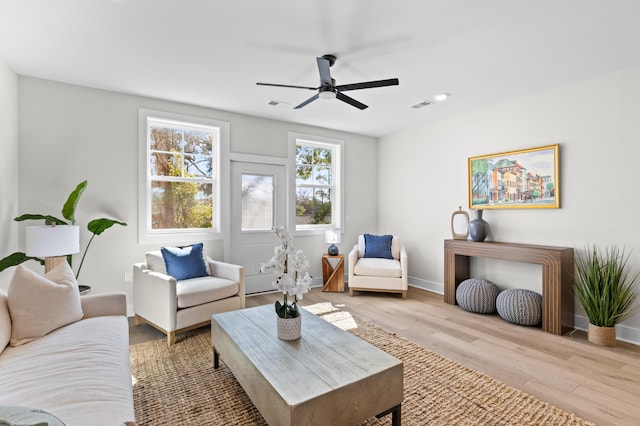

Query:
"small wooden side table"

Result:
[[322, 254, 345, 292]]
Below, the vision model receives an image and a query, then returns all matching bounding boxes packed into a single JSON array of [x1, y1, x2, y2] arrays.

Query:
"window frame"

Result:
[[288, 132, 343, 235], [138, 109, 230, 244]]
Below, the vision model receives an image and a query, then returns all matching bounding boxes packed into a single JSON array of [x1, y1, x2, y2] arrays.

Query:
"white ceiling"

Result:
[[1, 0, 640, 137]]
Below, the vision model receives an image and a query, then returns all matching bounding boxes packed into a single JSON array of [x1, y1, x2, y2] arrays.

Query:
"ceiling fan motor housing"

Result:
[[321, 54, 337, 67]]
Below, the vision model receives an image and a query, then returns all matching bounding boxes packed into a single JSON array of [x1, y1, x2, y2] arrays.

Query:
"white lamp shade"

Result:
[[325, 229, 341, 244], [25, 225, 80, 257]]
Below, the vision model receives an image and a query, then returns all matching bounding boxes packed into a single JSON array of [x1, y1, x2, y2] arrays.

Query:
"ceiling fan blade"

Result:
[[256, 82, 317, 90], [294, 93, 320, 109], [335, 78, 399, 92], [336, 92, 368, 110], [316, 57, 333, 86]]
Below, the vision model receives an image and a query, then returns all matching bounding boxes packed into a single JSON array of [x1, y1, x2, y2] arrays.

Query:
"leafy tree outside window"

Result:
[[293, 136, 342, 231], [148, 120, 215, 230], [139, 110, 228, 243]]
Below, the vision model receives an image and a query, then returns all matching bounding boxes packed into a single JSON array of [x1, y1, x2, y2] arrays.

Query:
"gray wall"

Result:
[[379, 66, 640, 343], [0, 56, 18, 289], [4, 76, 378, 311]]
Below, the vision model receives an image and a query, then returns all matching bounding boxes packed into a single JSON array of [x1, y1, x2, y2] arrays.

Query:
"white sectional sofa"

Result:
[[0, 290, 136, 425]]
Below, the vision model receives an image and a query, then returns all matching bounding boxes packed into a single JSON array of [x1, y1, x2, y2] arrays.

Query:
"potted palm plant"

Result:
[[0, 180, 126, 283], [573, 244, 639, 346]]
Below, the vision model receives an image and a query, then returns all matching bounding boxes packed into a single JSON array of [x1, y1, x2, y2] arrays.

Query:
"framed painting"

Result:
[[468, 144, 559, 209]]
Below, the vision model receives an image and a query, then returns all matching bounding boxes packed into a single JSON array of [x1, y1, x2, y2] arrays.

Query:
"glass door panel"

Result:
[[241, 174, 273, 231]]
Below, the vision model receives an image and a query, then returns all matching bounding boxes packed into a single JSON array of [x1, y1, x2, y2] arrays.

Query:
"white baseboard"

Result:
[[409, 283, 640, 346], [573, 314, 640, 345], [408, 277, 443, 294], [128, 276, 640, 346]]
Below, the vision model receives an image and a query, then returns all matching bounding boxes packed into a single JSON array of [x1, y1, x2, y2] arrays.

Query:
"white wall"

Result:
[[8, 67, 639, 343], [5, 77, 378, 311], [0, 56, 19, 289], [379, 66, 640, 343]]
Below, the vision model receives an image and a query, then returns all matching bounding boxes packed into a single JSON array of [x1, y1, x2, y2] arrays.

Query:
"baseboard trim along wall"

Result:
[[408, 277, 444, 294], [409, 280, 640, 346], [127, 278, 639, 345]]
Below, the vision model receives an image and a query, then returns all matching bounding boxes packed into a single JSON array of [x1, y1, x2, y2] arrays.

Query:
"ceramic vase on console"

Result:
[[469, 210, 488, 242], [450, 206, 470, 240]]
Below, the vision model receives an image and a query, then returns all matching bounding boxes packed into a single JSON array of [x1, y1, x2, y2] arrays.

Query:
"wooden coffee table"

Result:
[[211, 304, 403, 425]]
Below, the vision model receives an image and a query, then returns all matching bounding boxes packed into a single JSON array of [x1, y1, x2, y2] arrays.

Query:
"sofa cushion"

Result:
[[8, 263, 83, 347], [161, 243, 209, 281], [176, 276, 239, 309], [0, 316, 135, 425], [353, 258, 402, 278], [0, 292, 10, 355], [363, 234, 394, 259], [0, 404, 65, 426]]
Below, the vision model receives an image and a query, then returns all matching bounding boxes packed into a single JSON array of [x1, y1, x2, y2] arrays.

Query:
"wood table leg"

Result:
[[213, 348, 219, 369]]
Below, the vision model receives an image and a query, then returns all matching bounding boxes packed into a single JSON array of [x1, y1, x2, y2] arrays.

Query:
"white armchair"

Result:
[[348, 234, 408, 299], [133, 250, 245, 346]]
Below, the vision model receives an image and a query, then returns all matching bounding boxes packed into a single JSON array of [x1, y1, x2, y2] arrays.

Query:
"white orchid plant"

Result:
[[260, 227, 312, 319]]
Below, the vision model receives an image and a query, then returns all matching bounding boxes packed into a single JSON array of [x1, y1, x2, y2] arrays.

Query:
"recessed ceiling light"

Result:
[[433, 93, 450, 102]]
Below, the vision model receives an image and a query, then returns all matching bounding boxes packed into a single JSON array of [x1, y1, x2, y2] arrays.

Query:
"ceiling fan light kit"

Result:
[[318, 89, 337, 100], [257, 54, 399, 110]]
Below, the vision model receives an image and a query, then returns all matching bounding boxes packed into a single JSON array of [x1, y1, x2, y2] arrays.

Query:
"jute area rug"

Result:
[[130, 304, 593, 425]]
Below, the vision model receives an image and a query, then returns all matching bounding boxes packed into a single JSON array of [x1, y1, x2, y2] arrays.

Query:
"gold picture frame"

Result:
[[468, 144, 559, 209]]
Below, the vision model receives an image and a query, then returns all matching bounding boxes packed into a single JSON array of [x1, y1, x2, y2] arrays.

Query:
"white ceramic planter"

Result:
[[277, 316, 301, 341]]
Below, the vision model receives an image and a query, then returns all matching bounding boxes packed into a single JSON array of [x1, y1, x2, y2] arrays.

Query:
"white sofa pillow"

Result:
[[145, 250, 167, 274], [7, 263, 84, 346], [0, 291, 10, 354]]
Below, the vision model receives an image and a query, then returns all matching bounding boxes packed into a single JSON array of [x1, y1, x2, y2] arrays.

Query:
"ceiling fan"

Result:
[[256, 54, 399, 110]]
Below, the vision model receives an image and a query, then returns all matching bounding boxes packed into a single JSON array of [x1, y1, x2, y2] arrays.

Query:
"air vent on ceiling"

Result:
[[411, 100, 432, 109], [267, 100, 291, 107]]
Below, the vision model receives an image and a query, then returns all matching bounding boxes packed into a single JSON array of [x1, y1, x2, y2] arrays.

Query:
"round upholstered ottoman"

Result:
[[455, 278, 499, 314], [496, 288, 542, 326]]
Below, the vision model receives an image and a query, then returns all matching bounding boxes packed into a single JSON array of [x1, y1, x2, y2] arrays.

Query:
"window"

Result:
[[241, 173, 274, 231], [139, 109, 229, 243], [289, 133, 343, 233]]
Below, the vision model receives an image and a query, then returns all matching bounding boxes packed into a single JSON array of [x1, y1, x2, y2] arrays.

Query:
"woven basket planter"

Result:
[[588, 324, 616, 347]]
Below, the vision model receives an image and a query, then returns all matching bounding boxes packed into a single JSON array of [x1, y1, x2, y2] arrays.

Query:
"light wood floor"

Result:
[[130, 286, 640, 425]]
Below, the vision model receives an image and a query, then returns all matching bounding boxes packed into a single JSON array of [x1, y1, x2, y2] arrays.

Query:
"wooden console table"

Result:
[[322, 254, 345, 292], [444, 240, 574, 335]]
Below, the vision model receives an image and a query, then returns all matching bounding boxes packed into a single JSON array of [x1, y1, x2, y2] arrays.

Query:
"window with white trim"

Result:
[[138, 109, 229, 243], [289, 133, 343, 232]]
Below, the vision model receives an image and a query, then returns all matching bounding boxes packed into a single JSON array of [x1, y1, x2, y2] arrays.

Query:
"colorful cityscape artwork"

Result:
[[468, 144, 559, 209]]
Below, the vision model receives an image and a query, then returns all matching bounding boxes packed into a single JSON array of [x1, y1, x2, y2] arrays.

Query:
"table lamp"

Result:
[[325, 229, 341, 256], [26, 225, 80, 273]]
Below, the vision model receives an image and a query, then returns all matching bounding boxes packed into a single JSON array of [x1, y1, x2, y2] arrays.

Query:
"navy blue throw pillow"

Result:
[[363, 234, 394, 259], [161, 242, 208, 281]]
